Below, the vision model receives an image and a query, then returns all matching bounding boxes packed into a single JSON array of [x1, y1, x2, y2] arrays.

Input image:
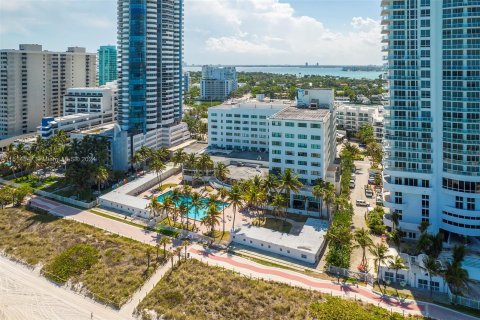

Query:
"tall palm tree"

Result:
[[217, 187, 229, 235], [271, 194, 287, 222], [206, 193, 219, 210], [391, 211, 400, 231], [150, 157, 166, 189], [279, 168, 303, 211], [94, 166, 109, 193], [369, 243, 391, 284], [177, 203, 188, 229], [312, 179, 326, 218], [201, 204, 222, 235], [170, 189, 182, 225], [181, 185, 192, 228], [159, 236, 171, 260], [182, 240, 190, 260], [353, 228, 373, 269], [190, 192, 203, 230], [389, 255, 406, 283], [323, 182, 336, 221], [160, 195, 174, 224], [172, 149, 187, 181], [214, 162, 230, 182], [228, 184, 243, 231], [423, 255, 441, 298]]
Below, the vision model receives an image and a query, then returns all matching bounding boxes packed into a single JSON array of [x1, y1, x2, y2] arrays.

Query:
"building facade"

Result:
[[200, 65, 238, 101], [0, 44, 96, 139], [38, 113, 114, 139], [208, 98, 289, 151], [98, 45, 117, 86], [382, 0, 480, 238], [113, 0, 188, 170], [63, 81, 117, 121], [269, 89, 337, 187]]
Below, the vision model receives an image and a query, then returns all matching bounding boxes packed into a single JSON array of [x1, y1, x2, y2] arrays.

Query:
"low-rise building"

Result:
[[336, 104, 383, 132], [231, 218, 329, 264], [38, 113, 113, 139]]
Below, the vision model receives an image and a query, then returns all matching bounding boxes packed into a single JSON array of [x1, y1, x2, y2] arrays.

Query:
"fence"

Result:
[[446, 285, 480, 310], [0, 177, 97, 209], [327, 265, 375, 285]]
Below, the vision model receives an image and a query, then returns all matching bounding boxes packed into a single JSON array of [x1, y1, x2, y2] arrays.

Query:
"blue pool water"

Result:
[[462, 256, 480, 281], [157, 191, 229, 221]]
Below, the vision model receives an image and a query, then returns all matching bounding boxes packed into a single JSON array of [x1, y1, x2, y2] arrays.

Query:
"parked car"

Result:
[[349, 179, 356, 189], [365, 188, 374, 198], [351, 173, 356, 181], [376, 196, 384, 206], [356, 199, 369, 207]]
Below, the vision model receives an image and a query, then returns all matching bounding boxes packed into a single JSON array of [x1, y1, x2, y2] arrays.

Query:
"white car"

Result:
[[356, 199, 369, 207]]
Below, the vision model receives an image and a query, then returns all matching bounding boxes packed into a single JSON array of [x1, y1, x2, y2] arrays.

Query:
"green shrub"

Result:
[[367, 207, 386, 235], [44, 244, 99, 283]]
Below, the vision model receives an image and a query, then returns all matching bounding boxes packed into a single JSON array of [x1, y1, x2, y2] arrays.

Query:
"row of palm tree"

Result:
[[312, 179, 336, 220], [2, 132, 114, 198]]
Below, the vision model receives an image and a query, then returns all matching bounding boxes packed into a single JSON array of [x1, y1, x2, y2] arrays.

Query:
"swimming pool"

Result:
[[462, 256, 480, 281], [157, 191, 229, 221]]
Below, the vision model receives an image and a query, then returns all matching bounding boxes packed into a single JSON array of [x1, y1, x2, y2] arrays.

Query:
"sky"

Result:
[[0, 0, 383, 65]]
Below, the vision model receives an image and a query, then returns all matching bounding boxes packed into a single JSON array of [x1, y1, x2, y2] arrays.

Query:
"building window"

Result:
[[301, 254, 307, 259], [285, 142, 295, 147], [311, 135, 321, 140], [298, 143, 307, 148], [298, 123, 307, 128], [311, 144, 321, 149], [310, 123, 321, 129], [467, 198, 475, 211], [298, 134, 307, 139], [285, 133, 294, 138], [418, 279, 428, 290], [285, 122, 294, 127], [272, 141, 282, 146], [272, 132, 281, 137], [456, 196, 463, 209], [272, 121, 281, 126]]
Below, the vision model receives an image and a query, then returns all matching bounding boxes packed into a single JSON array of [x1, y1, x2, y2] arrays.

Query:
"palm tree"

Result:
[[177, 203, 188, 228], [94, 166, 109, 193], [159, 237, 171, 260], [150, 157, 166, 189], [190, 192, 203, 230], [312, 179, 326, 218], [217, 187, 229, 235], [323, 183, 336, 221], [390, 229, 402, 253], [147, 197, 161, 218], [418, 220, 430, 234], [228, 184, 243, 231], [279, 169, 303, 210], [160, 196, 175, 224], [444, 261, 469, 295], [206, 193, 219, 210], [170, 189, 182, 225], [201, 204, 222, 235], [182, 240, 190, 260], [262, 174, 279, 202], [391, 211, 400, 231], [423, 255, 441, 298], [271, 194, 287, 223], [181, 185, 192, 228], [184, 153, 197, 183], [369, 243, 391, 284], [214, 162, 230, 182], [131, 151, 143, 173], [146, 247, 153, 270], [172, 149, 187, 181], [388, 255, 406, 283], [354, 228, 373, 269]]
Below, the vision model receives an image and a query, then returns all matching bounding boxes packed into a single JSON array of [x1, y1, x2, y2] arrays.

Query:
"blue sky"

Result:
[[0, 0, 382, 65]]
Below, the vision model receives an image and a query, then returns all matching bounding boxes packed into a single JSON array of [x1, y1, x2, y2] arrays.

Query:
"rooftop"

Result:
[[72, 123, 116, 136], [233, 218, 329, 255], [211, 98, 293, 111], [270, 106, 330, 121]]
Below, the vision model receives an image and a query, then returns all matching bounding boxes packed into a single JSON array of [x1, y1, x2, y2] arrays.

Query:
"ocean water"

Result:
[[184, 66, 382, 80]]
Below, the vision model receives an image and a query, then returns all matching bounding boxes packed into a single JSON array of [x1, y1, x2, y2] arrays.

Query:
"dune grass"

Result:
[[137, 259, 427, 320], [0, 207, 165, 307]]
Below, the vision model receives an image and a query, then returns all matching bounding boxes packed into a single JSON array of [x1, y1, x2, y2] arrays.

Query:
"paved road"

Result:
[[0, 255, 132, 320], [30, 196, 161, 246], [189, 246, 478, 320]]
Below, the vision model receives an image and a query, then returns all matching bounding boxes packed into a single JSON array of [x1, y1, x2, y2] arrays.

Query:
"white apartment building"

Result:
[[336, 104, 383, 131], [201, 66, 238, 101], [268, 101, 336, 186], [208, 98, 289, 152], [382, 0, 480, 238], [63, 81, 117, 124], [38, 113, 113, 139], [0, 44, 96, 139]]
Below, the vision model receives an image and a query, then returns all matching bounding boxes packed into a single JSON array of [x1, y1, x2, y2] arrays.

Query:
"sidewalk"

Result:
[[188, 245, 478, 320]]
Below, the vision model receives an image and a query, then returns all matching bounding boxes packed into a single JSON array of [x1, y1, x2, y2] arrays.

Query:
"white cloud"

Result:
[[185, 0, 382, 65]]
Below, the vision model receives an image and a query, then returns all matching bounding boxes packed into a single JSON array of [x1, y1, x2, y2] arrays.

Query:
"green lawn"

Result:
[[55, 185, 112, 203], [11, 175, 64, 191], [253, 217, 292, 233], [136, 259, 426, 320], [0, 207, 165, 307]]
